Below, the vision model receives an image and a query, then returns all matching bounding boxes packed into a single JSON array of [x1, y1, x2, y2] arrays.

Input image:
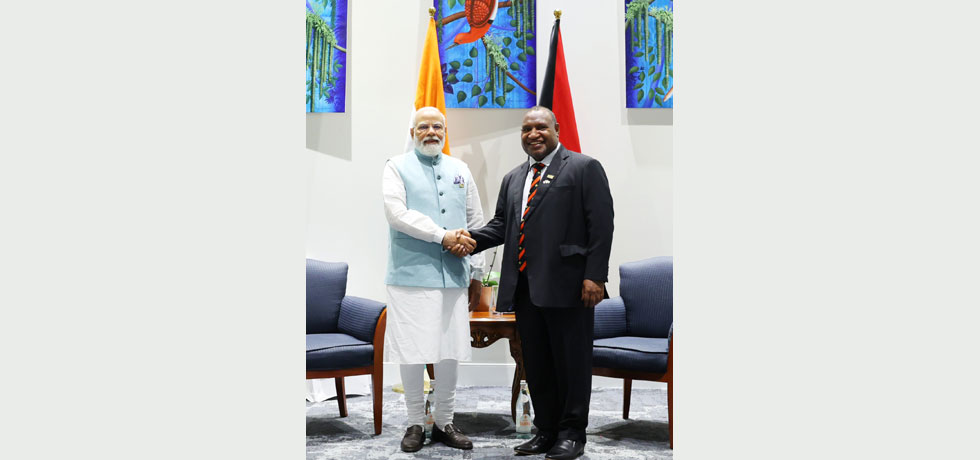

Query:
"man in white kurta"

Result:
[[382, 107, 484, 452]]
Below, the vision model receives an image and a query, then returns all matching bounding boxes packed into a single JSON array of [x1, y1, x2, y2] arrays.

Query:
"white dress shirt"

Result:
[[382, 158, 486, 281], [521, 143, 561, 218]]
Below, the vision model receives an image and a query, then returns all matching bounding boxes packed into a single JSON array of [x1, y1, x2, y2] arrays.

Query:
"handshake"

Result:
[[442, 228, 477, 257]]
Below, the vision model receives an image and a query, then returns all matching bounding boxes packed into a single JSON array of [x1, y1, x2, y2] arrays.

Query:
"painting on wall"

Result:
[[433, 0, 537, 108], [625, 0, 673, 108], [306, 0, 348, 113]]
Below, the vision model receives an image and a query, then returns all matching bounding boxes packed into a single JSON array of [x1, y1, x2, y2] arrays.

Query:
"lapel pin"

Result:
[[546, 174, 555, 179], [543, 180, 551, 184]]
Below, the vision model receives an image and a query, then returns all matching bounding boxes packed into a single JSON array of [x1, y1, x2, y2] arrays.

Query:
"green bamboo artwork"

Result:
[[626, 0, 673, 108], [306, 0, 348, 113]]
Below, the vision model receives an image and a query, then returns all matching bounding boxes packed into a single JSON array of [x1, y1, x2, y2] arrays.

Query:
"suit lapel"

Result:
[[522, 146, 569, 223], [511, 165, 526, 224]]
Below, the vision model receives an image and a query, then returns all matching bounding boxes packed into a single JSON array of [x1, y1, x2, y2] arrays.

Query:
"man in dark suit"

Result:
[[465, 106, 614, 460]]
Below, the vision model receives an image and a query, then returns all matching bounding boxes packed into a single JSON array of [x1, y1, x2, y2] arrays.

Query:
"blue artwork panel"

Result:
[[626, 0, 673, 108], [434, 0, 537, 109], [306, 0, 348, 112]]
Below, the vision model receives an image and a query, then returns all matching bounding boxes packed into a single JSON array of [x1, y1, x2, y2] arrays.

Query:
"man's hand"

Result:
[[442, 229, 461, 248], [468, 279, 482, 312], [582, 279, 605, 308], [443, 229, 476, 256], [446, 229, 476, 257]]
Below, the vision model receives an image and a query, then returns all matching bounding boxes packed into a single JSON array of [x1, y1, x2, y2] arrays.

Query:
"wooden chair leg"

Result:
[[372, 364, 383, 435], [623, 378, 632, 419], [426, 363, 435, 380], [510, 363, 521, 423], [668, 333, 673, 449], [668, 375, 673, 449], [335, 377, 348, 417]]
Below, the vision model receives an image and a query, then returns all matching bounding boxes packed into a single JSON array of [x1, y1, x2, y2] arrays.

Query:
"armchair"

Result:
[[592, 256, 673, 448], [306, 259, 387, 435]]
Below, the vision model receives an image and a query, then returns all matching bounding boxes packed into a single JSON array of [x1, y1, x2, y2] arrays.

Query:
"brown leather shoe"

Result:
[[431, 423, 473, 450], [400, 425, 425, 453]]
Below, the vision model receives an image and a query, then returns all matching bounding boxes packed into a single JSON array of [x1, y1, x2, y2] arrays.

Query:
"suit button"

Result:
[[437, 175, 442, 180], [441, 209, 446, 214], [439, 191, 444, 196]]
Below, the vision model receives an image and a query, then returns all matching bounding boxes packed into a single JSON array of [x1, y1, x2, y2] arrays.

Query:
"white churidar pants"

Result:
[[400, 360, 459, 428]]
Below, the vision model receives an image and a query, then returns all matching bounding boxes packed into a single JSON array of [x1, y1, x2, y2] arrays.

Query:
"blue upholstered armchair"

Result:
[[593, 256, 673, 448], [306, 259, 387, 435]]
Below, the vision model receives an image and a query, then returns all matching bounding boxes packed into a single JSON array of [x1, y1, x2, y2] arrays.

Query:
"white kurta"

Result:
[[385, 285, 472, 363], [382, 157, 486, 364]]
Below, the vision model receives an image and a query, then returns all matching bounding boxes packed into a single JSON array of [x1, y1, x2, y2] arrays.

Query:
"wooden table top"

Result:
[[469, 311, 517, 322]]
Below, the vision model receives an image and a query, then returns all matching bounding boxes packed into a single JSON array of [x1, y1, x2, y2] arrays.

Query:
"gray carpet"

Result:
[[307, 385, 672, 459]]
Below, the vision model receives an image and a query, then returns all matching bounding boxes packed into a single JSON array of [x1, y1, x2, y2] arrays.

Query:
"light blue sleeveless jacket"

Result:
[[385, 150, 471, 288]]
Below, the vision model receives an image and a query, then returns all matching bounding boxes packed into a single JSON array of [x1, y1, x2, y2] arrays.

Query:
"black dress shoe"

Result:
[[514, 433, 557, 455], [545, 439, 585, 460], [400, 425, 425, 453], [431, 423, 473, 450]]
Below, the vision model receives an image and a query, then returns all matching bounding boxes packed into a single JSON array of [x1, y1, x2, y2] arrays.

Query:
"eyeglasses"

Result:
[[415, 123, 445, 133]]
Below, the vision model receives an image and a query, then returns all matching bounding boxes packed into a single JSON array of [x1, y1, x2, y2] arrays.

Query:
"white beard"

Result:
[[415, 135, 444, 157]]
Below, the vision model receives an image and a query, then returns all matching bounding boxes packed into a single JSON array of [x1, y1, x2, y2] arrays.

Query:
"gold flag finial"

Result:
[[554, 10, 562, 19], [429, 7, 436, 18]]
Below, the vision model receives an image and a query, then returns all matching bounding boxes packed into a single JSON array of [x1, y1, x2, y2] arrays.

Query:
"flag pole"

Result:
[[429, 7, 435, 18], [554, 9, 561, 19]]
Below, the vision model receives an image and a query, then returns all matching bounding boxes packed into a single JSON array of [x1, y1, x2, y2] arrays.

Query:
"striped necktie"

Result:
[[518, 162, 546, 272]]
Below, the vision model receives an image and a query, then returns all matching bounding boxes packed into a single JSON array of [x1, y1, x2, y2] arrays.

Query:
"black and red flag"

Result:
[[538, 13, 581, 153]]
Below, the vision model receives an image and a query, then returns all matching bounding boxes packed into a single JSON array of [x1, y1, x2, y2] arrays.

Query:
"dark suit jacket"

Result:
[[471, 146, 614, 310]]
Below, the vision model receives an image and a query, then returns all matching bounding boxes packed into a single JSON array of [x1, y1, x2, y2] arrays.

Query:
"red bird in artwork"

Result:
[[449, 0, 499, 48]]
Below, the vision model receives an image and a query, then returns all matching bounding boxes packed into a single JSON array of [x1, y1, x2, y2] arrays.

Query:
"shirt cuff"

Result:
[[432, 228, 448, 245]]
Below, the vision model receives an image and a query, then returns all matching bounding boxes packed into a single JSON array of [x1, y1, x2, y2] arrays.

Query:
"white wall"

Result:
[[306, 0, 671, 386]]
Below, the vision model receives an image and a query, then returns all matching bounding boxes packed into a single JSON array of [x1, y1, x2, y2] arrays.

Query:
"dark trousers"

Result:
[[514, 273, 595, 442]]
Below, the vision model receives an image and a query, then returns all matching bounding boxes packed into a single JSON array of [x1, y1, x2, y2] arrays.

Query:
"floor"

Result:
[[306, 384, 672, 459]]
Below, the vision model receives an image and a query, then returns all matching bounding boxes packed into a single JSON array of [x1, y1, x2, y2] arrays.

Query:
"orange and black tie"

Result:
[[518, 162, 546, 272]]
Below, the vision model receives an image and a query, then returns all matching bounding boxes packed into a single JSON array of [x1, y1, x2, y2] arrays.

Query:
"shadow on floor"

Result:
[[452, 412, 519, 437], [590, 418, 670, 443]]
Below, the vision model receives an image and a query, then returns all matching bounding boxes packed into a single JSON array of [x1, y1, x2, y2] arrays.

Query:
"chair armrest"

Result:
[[372, 308, 387, 367], [593, 297, 628, 339], [338, 296, 386, 342]]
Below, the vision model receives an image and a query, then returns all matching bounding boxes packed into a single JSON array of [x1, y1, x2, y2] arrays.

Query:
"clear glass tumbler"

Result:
[[489, 285, 500, 315]]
